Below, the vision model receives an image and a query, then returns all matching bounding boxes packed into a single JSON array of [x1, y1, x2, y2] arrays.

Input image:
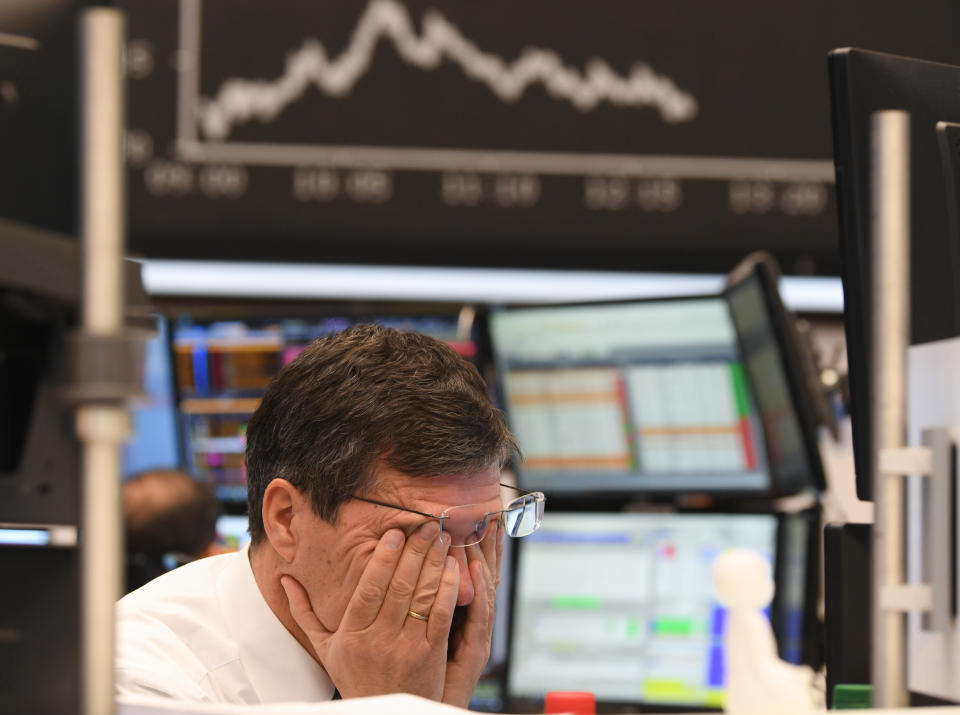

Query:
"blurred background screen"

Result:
[[490, 298, 769, 495], [507, 511, 782, 709], [170, 312, 475, 503], [123, 317, 182, 478], [113, 0, 960, 275]]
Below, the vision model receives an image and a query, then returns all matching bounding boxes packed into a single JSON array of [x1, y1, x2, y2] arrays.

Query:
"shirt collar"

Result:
[[217, 543, 335, 704]]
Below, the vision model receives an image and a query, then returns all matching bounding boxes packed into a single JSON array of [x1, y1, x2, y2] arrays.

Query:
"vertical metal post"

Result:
[[79, 9, 127, 715], [870, 109, 911, 708]]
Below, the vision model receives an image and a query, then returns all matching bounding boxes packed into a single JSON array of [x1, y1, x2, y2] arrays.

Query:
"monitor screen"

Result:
[[0, 528, 52, 547], [215, 514, 251, 551], [172, 314, 475, 503], [489, 298, 768, 494], [507, 511, 779, 709], [0, 0, 79, 237], [726, 256, 827, 495], [123, 317, 182, 478]]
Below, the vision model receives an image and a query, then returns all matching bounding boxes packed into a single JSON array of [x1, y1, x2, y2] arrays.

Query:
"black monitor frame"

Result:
[[828, 47, 960, 501], [489, 289, 826, 500], [503, 508, 822, 714], [489, 294, 769, 499], [938, 121, 960, 258], [725, 252, 829, 495]]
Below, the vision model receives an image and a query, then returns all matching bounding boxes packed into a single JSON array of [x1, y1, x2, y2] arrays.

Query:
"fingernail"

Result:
[[445, 556, 457, 571], [279, 575, 291, 593], [419, 521, 438, 541], [434, 530, 450, 550], [384, 529, 404, 549]]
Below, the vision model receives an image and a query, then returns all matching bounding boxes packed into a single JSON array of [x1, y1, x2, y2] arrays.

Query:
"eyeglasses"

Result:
[[349, 483, 545, 548]]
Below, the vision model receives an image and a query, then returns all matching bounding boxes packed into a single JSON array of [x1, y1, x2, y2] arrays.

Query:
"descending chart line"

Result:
[[181, 0, 700, 141], [172, 0, 831, 184]]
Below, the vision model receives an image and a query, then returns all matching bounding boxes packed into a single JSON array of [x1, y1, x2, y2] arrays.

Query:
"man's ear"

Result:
[[261, 478, 305, 563]]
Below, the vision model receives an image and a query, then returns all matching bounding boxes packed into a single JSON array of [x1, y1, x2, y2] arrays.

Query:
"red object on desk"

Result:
[[544, 691, 596, 714]]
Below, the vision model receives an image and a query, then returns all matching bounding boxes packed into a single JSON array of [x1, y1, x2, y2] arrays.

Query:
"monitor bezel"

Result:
[[488, 294, 773, 500], [724, 253, 829, 495], [503, 507, 820, 713]]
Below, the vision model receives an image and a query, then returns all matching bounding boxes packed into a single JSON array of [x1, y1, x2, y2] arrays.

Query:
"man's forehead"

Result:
[[375, 464, 502, 508]]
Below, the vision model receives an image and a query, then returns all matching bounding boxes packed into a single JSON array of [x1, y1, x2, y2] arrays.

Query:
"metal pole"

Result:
[[79, 9, 127, 715], [870, 109, 911, 708]]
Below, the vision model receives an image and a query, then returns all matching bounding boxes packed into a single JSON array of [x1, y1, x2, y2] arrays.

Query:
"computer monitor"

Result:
[[725, 253, 829, 496], [171, 312, 476, 503], [0, 0, 79, 238], [123, 316, 182, 478], [489, 298, 769, 495], [828, 48, 960, 500], [215, 514, 251, 551], [939, 122, 960, 254], [506, 511, 811, 711]]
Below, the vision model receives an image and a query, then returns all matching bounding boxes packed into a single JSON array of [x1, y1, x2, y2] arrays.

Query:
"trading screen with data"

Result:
[[507, 512, 779, 708], [171, 314, 472, 503], [489, 298, 768, 493]]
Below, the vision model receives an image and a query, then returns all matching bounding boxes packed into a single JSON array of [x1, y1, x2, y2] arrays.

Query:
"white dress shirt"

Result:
[[115, 544, 335, 704]]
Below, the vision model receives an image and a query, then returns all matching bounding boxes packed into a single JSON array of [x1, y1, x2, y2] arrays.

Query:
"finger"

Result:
[[407, 529, 452, 618], [378, 521, 442, 627], [462, 559, 493, 638], [449, 559, 493, 663], [280, 575, 331, 655], [426, 555, 460, 647], [466, 538, 497, 604], [338, 528, 405, 631], [494, 521, 504, 588], [479, 520, 501, 585], [465, 539, 489, 580]]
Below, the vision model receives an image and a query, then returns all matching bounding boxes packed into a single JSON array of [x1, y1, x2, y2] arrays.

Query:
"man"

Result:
[[123, 468, 222, 593], [115, 325, 541, 707]]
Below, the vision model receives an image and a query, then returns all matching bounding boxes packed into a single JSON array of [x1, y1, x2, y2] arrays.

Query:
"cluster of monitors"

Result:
[[489, 258, 826, 499], [125, 255, 826, 503], [123, 315, 475, 501]]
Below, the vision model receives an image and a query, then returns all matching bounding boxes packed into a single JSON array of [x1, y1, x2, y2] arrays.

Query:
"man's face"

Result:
[[290, 463, 503, 632]]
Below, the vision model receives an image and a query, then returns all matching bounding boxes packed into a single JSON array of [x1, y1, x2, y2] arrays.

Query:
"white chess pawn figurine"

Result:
[[714, 548, 819, 715]]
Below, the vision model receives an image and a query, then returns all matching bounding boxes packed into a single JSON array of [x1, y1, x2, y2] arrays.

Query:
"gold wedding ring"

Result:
[[406, 609, 429, 622]]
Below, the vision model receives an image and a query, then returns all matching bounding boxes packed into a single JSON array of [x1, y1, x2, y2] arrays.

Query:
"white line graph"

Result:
[[191, 0, 699, 141], [174, 0, 833, 183]]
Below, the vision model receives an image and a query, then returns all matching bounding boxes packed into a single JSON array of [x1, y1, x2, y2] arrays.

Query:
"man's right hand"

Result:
[[280, 523, 459, 700]]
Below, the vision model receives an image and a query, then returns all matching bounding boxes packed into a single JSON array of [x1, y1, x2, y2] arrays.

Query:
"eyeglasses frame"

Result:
[[347, 482, 544, 544]]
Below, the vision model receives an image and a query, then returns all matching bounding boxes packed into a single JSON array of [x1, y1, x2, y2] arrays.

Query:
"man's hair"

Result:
[[123, 469, 220, 561], [245, 324, 517, 544]]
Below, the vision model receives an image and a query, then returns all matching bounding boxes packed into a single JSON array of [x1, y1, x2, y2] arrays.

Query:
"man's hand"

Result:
[[442, 521, 503, 708], [280, 523, 459, 700]]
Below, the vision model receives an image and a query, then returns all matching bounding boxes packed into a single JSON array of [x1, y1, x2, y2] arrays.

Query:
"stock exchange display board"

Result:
[[0, 1, 79, 237], [119, 0, 960, 273]]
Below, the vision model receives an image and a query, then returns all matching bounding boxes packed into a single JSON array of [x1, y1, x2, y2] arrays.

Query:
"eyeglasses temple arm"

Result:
[[499, 482, 540, 498], [349, 495, 445, 521]]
